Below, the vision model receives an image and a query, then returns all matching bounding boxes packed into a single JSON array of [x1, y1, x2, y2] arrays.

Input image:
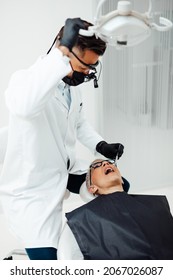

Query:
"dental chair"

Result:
[[58, 177, 130, 259], [58, 181, 94, 260]]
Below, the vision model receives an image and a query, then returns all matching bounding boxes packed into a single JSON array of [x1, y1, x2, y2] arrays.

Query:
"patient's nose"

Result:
[[103, 161, 110, 167]]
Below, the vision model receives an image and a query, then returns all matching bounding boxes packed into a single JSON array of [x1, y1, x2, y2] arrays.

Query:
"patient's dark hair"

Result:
[[57, 19, 107, 56]]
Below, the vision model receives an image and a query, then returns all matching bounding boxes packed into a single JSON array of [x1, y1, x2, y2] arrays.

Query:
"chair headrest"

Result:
[[79, 182, 96, 203]]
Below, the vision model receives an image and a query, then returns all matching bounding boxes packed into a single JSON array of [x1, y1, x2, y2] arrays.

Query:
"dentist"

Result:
[[0, 18, 124, 260]]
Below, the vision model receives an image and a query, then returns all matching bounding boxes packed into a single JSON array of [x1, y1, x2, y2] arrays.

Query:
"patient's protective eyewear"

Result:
[[89, 159, 116, 169]]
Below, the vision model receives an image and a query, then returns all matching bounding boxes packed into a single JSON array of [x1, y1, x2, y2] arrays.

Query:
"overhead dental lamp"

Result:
[[79, 0, 173, 47]]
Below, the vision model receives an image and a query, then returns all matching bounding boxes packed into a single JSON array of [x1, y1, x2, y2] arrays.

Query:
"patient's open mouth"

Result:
[[105, 167, 114, 175]]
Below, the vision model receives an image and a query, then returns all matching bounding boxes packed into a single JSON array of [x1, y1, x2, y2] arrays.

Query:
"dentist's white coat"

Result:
[[0, 48, 103, 248]]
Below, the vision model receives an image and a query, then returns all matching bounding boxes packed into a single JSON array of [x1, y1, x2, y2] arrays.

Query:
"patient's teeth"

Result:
[[105, 168, 113, 175]]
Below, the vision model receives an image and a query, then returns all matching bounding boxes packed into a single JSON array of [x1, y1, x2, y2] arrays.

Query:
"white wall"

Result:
[[0, 0, 99, 162], [99, 0, 173, 192]]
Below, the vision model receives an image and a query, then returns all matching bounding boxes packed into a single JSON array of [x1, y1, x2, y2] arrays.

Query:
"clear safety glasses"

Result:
[[89, 159, 116, 170]]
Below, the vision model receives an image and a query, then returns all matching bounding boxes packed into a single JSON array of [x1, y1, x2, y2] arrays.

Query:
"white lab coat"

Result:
[[0, 48, 103, 248]]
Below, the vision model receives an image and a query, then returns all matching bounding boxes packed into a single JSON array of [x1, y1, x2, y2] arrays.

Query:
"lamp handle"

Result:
[[151, 17, 173, 31], [79, 26, 95, 37]]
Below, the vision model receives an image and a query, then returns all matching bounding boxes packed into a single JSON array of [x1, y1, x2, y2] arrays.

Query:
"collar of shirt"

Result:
[[58, 81, 71, 109]]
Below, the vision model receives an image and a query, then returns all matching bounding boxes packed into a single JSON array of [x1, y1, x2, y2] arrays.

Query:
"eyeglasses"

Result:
[[88, 159, 116, 187], [71, 50, 99, 70], [89, 159, 116, 169]]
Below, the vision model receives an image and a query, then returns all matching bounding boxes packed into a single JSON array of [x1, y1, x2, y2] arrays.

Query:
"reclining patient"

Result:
[[58, 159, 173, 260]]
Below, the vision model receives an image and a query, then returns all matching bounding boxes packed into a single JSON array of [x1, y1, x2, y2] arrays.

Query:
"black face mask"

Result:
[[63, 71, 85, 86], [63, 70, 99, 88]]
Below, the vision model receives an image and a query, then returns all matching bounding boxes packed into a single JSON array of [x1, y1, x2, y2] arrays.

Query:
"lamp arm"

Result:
[[131, 10, 152, 26], [79, 0, 108, 37], [94, 0, 153, 20], [94, 0, 108, 24], [146, 0, 152, 17]]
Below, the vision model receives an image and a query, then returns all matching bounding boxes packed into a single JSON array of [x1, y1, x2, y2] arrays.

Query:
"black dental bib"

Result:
[[66, 192, 173, 260]]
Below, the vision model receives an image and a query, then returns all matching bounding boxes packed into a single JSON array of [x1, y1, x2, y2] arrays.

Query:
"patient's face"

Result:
[[90, 159, 123, 189]]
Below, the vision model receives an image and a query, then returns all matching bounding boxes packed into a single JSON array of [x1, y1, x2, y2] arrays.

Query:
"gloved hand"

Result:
[[96, 141, 124, 160], [60, 18, 85, 51]]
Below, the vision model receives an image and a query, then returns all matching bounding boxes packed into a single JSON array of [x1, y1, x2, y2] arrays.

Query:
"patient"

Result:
[[58, 159, 173, 260]]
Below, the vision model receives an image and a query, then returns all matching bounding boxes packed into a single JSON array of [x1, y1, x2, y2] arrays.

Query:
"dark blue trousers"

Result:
[[25, 247, 57, 260]]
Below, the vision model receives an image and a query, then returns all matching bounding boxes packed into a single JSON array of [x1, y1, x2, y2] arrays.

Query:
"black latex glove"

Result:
[[60, 18, 85, 51], [96, 141, 124, 160]]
